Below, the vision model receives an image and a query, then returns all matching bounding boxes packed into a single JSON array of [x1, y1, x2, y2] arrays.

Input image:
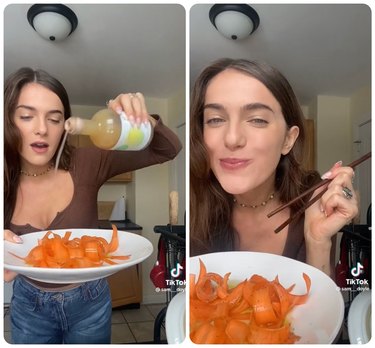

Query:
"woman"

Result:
[[4, 67, 182, 343], [190, 58, 358, 277]]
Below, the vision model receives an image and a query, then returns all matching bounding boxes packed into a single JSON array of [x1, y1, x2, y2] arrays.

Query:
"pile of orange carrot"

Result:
[[11, 225, 130, 268], [190, 259, 311, 344]]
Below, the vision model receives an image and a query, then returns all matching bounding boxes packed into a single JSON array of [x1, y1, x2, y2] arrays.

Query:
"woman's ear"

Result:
[[281, 126, 299, 155]]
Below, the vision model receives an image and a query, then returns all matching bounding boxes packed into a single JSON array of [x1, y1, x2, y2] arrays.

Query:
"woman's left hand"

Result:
[[4, 229, 22, 282], [107, 92, 156, 127], [305, 161, 358, 243]]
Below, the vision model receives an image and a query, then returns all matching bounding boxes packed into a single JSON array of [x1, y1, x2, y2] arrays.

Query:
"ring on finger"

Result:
[[342, 186, 353, 200]]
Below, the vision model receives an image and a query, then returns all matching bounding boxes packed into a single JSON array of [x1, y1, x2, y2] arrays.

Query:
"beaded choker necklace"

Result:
[[233, 193, 275, 209], [20, 163, 54, 177]]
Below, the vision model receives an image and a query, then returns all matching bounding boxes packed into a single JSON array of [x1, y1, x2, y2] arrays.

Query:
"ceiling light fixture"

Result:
[[27, 4, 78, 42], [209, 4, 260, 41]]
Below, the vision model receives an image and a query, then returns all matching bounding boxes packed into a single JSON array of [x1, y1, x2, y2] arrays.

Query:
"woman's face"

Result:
[[13, 82, 65, 169], [203, 68, 299, 195]]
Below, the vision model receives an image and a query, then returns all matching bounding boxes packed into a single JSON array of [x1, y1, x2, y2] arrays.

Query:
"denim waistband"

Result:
[[14, 276, 108, 303]]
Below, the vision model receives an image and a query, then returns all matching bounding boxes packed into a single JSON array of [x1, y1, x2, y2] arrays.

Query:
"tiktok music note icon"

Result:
[[171, 263, 184, 278], [351, 262, 364, 277]]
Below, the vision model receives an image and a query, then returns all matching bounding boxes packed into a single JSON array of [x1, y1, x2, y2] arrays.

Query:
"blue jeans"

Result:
[[10, 276, 112, 344]]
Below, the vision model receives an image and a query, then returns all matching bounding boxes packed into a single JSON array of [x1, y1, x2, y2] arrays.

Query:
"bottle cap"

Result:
[[65, 117, 84, 134]]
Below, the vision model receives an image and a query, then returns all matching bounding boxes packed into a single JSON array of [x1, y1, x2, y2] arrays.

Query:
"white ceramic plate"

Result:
[[190, 251, 345, 344], [4, 229, 153, 283], [348, 290, 371, 344], [166, 291, 186, 344]]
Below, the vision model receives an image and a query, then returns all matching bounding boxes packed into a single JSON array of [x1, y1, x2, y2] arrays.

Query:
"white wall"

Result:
[[349, 86, 371, 223], [315, 95, 351, 173], [350, 86, 371, 158], [306, 87, 371, 173]]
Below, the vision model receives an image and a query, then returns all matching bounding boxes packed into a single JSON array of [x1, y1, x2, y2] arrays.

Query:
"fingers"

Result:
[[305, 163, 358, 244], [4, 269, 18, 283], [4, 229, 23, 243], [321, 160, 343, 180], [134, 92, 150, 121], [319, 166, 358, 221], [4, 230, 21, 282], [107, 92, 150, 125]]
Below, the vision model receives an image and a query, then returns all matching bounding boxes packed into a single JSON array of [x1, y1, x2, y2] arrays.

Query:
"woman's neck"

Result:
[[20, 162, 54, 178], [233, 178, 277, 209]]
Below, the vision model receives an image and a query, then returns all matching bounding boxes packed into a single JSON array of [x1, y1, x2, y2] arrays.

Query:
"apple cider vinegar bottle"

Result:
[[64, 109, 153, 150]]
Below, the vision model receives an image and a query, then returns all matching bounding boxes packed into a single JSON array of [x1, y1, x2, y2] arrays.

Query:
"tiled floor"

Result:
[[3, 303, 167, 344]]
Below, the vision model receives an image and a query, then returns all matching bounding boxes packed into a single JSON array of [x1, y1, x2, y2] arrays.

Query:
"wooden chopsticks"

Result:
[[268, 152, 371, 233]]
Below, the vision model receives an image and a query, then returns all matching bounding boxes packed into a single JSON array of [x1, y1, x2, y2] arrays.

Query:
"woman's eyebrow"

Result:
[[47, 110, 64, 116], [203, 102, 274, 113], [242, 102, 274, 113], [203, 103, 225, 111], [16, 104, 63, 116], [15, 104, 36, 111]]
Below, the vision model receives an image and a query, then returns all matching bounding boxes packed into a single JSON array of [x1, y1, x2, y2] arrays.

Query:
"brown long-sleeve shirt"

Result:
[[10, 116, 182, 235], [8, 116, 182, 290]]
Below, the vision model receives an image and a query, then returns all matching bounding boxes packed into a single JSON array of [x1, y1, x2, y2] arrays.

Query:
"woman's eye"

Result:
[[248, 118, 269, 126], [205, 117, 225, 126], [48, 118, 62, 124], [19, 115, 33, 121]]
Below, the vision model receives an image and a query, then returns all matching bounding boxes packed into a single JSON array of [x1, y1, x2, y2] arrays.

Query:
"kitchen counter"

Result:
[[98, 219, 142, 231]]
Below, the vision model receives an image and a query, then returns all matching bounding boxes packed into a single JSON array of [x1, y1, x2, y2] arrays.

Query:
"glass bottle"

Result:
[[65, 109, 153, 150]]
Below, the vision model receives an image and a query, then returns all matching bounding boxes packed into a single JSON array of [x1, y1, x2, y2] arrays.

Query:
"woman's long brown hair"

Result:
[[190, 58, 320, 256], [4, 68, 74, 228]]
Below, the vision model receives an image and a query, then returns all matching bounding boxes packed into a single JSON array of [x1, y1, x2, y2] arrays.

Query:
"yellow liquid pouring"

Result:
[[54, 130, 69, 173]]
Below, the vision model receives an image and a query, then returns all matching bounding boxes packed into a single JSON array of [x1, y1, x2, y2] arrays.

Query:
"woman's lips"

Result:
[[30, 142, 49, 154], [220, 158, 251, 170]]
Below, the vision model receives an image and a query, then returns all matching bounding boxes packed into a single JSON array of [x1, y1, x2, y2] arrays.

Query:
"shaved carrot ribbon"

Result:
[[190, 259, 311, 344], [10, 225, 130, 268]]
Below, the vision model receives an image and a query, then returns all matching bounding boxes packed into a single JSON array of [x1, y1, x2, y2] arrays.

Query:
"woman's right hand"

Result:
[[107, 92, 157, 127], [4, 229, 22, 282]]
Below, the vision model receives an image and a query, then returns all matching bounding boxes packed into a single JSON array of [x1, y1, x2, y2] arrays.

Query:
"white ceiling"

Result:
[[190, 3, 371, 105], [3, 3, 371, 108], [3, 3, 186, 105]]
